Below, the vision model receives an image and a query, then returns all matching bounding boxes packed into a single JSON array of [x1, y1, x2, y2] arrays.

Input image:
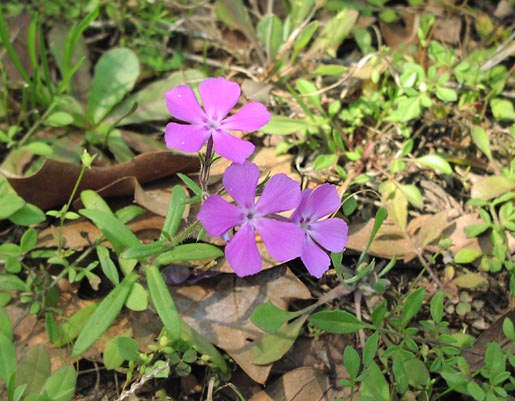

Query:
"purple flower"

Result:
[[198, 161, 305, 277], [291, 184, 349, 278], [164, 77, 271, 164]]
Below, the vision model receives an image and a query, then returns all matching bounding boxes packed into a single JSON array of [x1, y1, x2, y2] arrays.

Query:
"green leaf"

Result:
[[80, 189, 112, 213], [436, 86, 457, 102], [104, 336, 139, 369], [251, 301, 302, 333], [0, 332, 17, 384], [251, 315, 307, 365], [465, 223, 491, 237], [313, 153, 337, 170], [359, 362, 391, 401], [343, 345, 361, 378], [416, 154, 453, 174], [97, 245, 119, 286], [8, 203, 46, 226], [293, 21, 319, 55], [454, 248, 482, 264], [42, 365, 76, 401], [146, 265, 181, 342], [490, 98, 515, 121], [362, 331, 379, 368], [261, 115, 316, 135], [125, 282, 148, 311], [296, 79, 321, 109], [52, 303, 97, 347], [215, 0, 253, 32], [471, 125, 492, 160], [79, 209, 139, 256], [20, 228, 38, 253], [162, 185, 187, 238], [399, 184, 423, 209], [0, 274, 28, 291], [401, 287, 425, 327], [72, 273, 138, 356], [309, 8, 358, 57], [467, 381, 485, 401], [502, 317, 515, 341], [430, 291, 444, 324], [154, 243, 223, 265], [44, 111, 74, 127], [122, 240, 168, 260], [15, 344, 51, 395], [405, 357, 430, 388], [388, 96, 422, 122], [309, 310, 368, 334], [0, 193, 25, 219], [87, 47, 140, 124], [257, 14, 283, 60]]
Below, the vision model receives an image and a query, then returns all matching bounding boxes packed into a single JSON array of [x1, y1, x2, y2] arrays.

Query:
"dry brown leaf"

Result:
[[248, 367, 351, 401], [172, 267, 311, 384], [4, 151, 199, 210], [464, 308, 515, 372], [379, 11, 419, 50]]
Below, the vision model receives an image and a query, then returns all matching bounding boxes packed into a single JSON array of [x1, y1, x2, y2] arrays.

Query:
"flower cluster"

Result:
[[165, 77, 348, 277]]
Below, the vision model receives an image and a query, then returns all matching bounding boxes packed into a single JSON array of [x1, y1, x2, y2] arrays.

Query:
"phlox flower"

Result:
[[164, 77, 271, 164], [291, 184, 349, 278], [198, 161, 305, 277]]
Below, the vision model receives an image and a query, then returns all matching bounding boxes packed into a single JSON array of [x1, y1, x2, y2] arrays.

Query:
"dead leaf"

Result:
[[432, 15, 462, 44], [1, 13, 35, 82], [379, 11, 419, 50], [470, 176, 515, 201], [172, 267, 311, 384], [4, 151, 199, 210], [248, 367, 351, 401], [463, 308, 515, 372]]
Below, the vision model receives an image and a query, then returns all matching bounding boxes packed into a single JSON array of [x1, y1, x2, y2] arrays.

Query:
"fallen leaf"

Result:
[[172, 266, 311, 384], [4, 151, 199, 210], [470, 176, 515, 201], [248, 367, 351, 401]]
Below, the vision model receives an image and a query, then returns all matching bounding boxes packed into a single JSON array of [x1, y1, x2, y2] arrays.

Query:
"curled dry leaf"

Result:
[[4, 151, 199, 210], [171, 266, 311, 384]]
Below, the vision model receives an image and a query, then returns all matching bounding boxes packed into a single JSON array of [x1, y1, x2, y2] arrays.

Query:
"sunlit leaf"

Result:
[[471, 125, 492, 160], [416, 154, 453, 174]]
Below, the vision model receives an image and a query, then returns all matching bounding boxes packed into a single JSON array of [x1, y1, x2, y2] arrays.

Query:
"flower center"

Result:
[[206, 119, 220, 130]]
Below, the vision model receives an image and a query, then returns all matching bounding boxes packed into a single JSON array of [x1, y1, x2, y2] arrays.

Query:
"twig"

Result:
[[114, 361, 170, 401]]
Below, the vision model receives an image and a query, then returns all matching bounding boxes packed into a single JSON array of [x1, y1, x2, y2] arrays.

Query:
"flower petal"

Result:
[[221, 102, 271, 132], [212, 129, 255, 164], [198, 195, 244, 236], [226, 223, 262, 276], [222, 161, 259, 210], [199, 77, 240, 122], [255, 219, 304, 261], [290, 188, 312, 223], [304, 184, 342, 221], [164, 122, 211, 153], [165, 85, 206, 124], [308, 218, 349, 252], [256, 174, 301, 215], [300, 236, 331, 278]]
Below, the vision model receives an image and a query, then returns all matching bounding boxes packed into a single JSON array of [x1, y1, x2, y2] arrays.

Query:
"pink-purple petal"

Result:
[[304, 184, 342, 221], [199, 78, 240, 122], [308, 218, 349, 252], [300, 236, 331, 278], [221, 102, 271, 131], [225, 223, 262, 276], [165, 85, 206, 124], [222, 161, 259, 210], [291, 189, 312, 223], [198, 195, 244, 236], [255, 219, 304, 261], [212, 129, 255, 164], [256, 174, 301, 215], [164, 123, 211, 153]]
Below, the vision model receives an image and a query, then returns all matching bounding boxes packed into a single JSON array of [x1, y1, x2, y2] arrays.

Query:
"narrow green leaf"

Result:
[[52, 303, 97, 347], [146, 265, 181, 341], [261, 115, 315, 135], [42, 365, 76, 401], [401, 287, 425, 327], [97, 245, 119, 286], [122, 240, 168, 260], [251, 315, 308, 365], [430, 291, 444, 324], [79, 209, 139, 256], [313, 154, 337, 170], [87, 48, 140, 124], [0, 332, 17, 384], [416, 154, 453, 174], [362, 331, 379, 368], [72, 273, 138, 356], [20, 228, 38, 253], [162, 186, 187, 238], [309, 310, 368, 334], [15, 344, 51, 395], [399, 184, 423, 209], [343, 345, 361, 378], [80, 189, 112, 213], [257, 14, 283, 60], [309, 8, 358, 57], [154, 243, 223, 265]]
